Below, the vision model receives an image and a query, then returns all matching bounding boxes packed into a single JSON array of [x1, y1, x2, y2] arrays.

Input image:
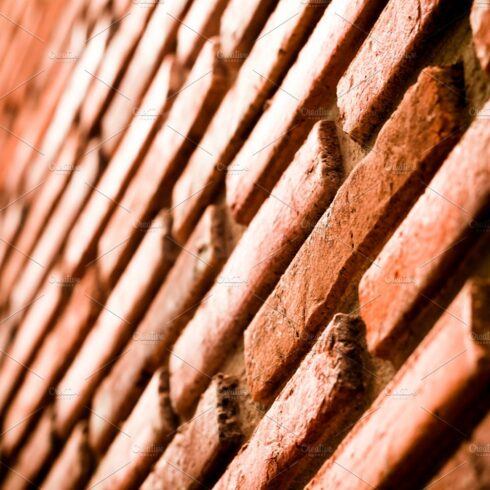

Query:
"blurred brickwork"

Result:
[[0, 0, 489, 488]]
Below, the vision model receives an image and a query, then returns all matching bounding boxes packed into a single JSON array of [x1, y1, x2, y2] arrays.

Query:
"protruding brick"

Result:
[[224, 0, 388, 224], [52, 212, 175, 439], [172, 0, 330, 242], [63, 56, 181, 285], [88, 205, 229, 454], [142, 374, 242, 490], [306, 280, 490, 490], [216, 314, 365, 489], [94, 41, 229, 287], [471, 1, 490, 74], [100, 0, 192, 156], [360, 97, 490, 366], [176, 0, 229, 68], [244, 65, 464, 403], [88, 370, 176, 490], [169, 120, 345, 416]]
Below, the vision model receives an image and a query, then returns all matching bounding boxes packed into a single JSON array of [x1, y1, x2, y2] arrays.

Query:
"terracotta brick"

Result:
[[306, 280, 490, 490], [219, 0, 277, 61], [88, 370, 176, 490], [1, 409, 55, 490], [100, 0, 192, 156], [337, 0, 464, 143], [176, 0, 229, 68], [244, 65, 464, 403], [7, 146, 100, 327], [169, 120, 344, 416], [0, 130, 79, 302], [52, 212, 175, 439], [360, 97, 490, 365], [79, 0, 155, 135], [42, 421, 94, 490], [225, 0, 388, 225], [87, 205, 228, 454], [471, 0, 490, 73], [142, 374, 242, 490], [62, 56, 181, 285], [216, 314, 365, 489], [171, 0, 330, 243], [0, 267, 105, 460], [426, 410, 490, 489], [95, 41, 229, 287]]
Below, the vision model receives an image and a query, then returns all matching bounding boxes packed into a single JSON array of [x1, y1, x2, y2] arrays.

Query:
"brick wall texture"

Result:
[[0, 0, 489, 489]]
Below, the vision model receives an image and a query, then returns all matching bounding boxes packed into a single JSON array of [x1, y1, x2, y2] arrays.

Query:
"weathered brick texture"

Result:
[[0, 1, 488, 488], [245, 65, 464, 403]]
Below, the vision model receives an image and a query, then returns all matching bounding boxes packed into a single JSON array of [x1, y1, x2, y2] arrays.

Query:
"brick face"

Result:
[[244, 65, 465, 403], [169, 120, 344, 416], [359, 98, 490, 366], [0, 1, 488, 489]]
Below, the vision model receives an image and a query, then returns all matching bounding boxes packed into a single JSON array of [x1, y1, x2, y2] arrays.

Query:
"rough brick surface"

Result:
[[95, 41, 229, 286], [337, 0, 463, 142], [169, 121, 344, 416], [216, 314, 365, 490], [244, 65, 464, 403], [306, 280, 490, 490], [225, 0, 388, 224], [360, 98, 490, 365], [52, 212, 175, 439], [142, 374, 241, 490], [87, 205, 229, 454], [171, 0, 329, 243], [0, 2, 488, 488]]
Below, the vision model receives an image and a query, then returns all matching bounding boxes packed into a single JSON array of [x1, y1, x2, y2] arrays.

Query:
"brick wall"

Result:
[[0, 0, 489, 488]]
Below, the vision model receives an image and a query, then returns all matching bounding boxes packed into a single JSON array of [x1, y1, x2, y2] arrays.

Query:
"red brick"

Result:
[[62, 56, 181, 285], [219, 0, 277, 62], [88, 370, 176, 490], [100, 0, 192, 156], [471, 1, 490, 73], [360, 98, 490, 365], [7, 146, 100, 328], [306, 280, 490, 490], [169, 120, 344, 416], [337, 0, 463, 143], [426, 410, 490, 489], [0, 267, 105, 460], [216, 314, 365, 489], [42, 421, 94, 490], [52, 212, 175, 439], [224, 0, 388, 224], [176, 0, 230, 68], [87, 205, 228, 454], [142, 374, 241, 490], [94, 41, 229, 287], [79, 0, 155, 135], [171, 0, 330, 243], [244, 65, 464, 403]]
